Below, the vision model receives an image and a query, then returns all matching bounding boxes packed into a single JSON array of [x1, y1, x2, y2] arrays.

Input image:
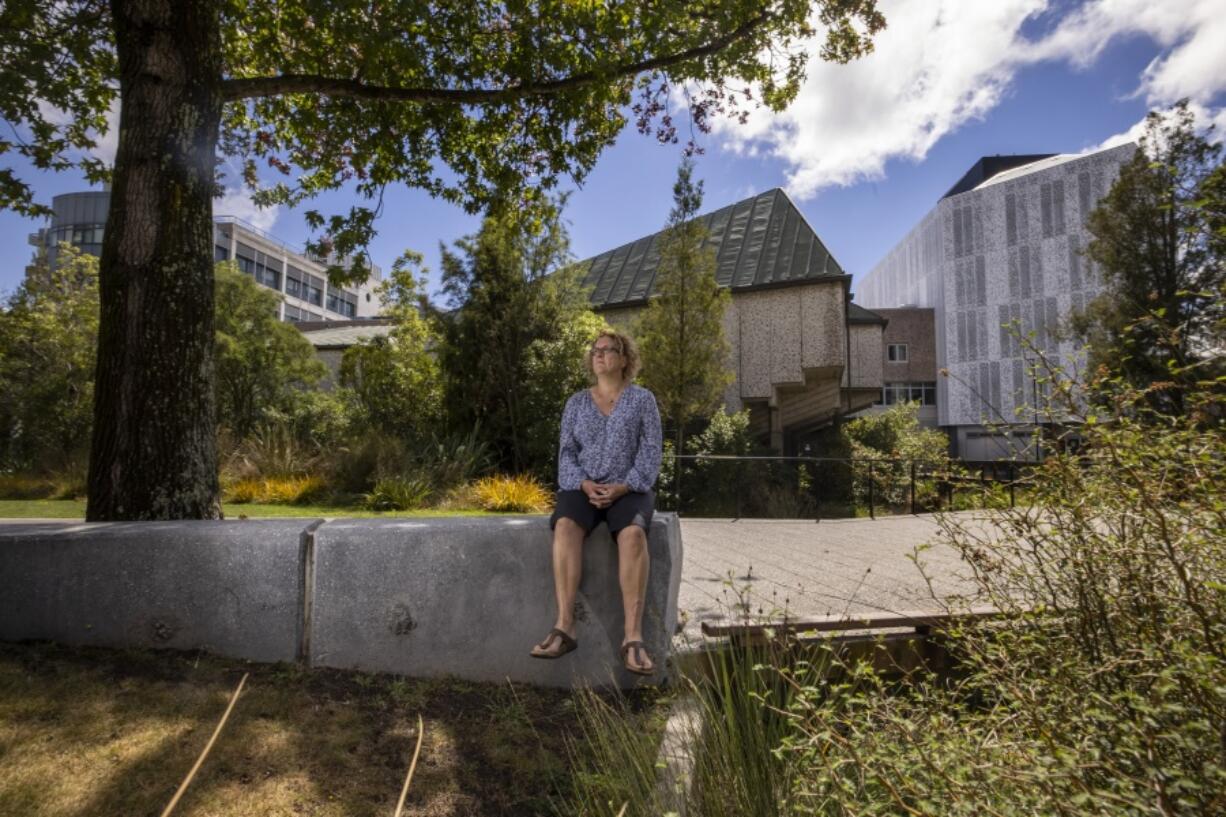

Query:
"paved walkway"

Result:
[[677, 511, 997, 641]]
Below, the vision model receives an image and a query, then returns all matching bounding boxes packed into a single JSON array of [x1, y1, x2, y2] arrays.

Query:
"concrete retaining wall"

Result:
[[309, 514, 682, 687], [0, 514, 682, 688], [0, 520, 310, 663]]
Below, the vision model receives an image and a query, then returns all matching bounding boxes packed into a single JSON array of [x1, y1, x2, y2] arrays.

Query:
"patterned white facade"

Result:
[[858, 144, 1135, 455]]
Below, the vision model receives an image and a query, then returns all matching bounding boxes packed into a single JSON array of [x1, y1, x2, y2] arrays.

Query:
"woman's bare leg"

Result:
[[532, 516, 585, 655], [616, 524, 653, 671]]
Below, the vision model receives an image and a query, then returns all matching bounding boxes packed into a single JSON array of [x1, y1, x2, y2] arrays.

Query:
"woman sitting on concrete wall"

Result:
[[530, 328, 663, 675]]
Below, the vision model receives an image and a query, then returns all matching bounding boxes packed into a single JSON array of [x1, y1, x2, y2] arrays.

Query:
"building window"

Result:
[[291, 271, 326, 306], [254, 258, 281, 290], [234, 242, 283, 291], [878, 382, 936, 407], [887, 343, 908, 362], [326, 289, 357, 317]]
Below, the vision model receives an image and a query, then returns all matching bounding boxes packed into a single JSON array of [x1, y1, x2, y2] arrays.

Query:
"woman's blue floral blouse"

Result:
[[557, 383, 663, 493]]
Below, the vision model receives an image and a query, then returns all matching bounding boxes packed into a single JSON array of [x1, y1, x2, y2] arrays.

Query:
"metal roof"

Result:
[[294, 319, 394, 348], [847, 302, 888, 325], [574, 188, 846, 310], [941, 154, 1055, 199]]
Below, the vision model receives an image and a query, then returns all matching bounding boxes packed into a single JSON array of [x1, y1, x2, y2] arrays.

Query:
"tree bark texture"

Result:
[[87, 0, 223, 519]]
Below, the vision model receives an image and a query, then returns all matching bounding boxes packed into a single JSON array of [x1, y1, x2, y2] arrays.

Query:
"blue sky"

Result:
[[2, 0, 1223, 302]]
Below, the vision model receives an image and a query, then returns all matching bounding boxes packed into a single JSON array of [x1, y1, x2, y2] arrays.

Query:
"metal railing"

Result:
[[214, 214, 312, 258], [660, 454, 1029, 520]]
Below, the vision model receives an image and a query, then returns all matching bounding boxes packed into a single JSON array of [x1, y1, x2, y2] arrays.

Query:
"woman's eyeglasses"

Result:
[[590, 345, 621, 357]]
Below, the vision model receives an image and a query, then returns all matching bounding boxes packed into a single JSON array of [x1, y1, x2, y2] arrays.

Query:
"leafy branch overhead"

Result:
[[2, 0, 884, 280]]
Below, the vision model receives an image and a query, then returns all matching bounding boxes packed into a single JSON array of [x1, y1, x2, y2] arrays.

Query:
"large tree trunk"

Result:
[[86, 0, 223, 520]]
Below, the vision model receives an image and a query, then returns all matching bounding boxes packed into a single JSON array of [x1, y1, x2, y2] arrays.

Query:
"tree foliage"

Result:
[[432, 203, 599, 476], [0, 244, 99, 473], [214, 261, 327, 437], [338, 252, 443, 443], [636, 157, 734, 449], [1077, 100, 1226, 413], [841, 401, 950, 507], [3, 0, 885, 276], [519, 302, 607, 482]]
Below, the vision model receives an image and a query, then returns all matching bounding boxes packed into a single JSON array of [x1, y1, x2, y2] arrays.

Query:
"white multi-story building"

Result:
[[857, 144, 1136, 460], [28, 190, 382, 322]]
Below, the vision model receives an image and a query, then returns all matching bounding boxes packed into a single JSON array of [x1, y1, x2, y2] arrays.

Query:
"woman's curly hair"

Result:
[[583, 328, 642, 382]]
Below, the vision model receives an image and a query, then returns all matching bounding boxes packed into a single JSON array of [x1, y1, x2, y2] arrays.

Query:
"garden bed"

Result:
[[0, 641, 669, 816]]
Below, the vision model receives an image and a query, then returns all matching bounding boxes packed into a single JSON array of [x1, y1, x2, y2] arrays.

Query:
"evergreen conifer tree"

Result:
[[636, 159, 734, 468]]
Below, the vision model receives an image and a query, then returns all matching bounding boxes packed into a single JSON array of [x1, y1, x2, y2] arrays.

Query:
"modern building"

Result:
[[27, 190, 383, 322], [574, 187, 886, 453], [857, 144, 1136, 460]]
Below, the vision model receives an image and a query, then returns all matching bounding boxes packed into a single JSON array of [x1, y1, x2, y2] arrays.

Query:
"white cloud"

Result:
[[214, 187, 280, 233], [1090, 115, 1150, 152], [709, 0, 1226, 200], [1029, 0, 1226, 105], [1088, 100, 1226, 153]]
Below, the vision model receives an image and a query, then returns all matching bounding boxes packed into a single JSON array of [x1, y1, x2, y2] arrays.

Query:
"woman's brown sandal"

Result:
[[530, 628, 577, 659], [620, 641, 655, 676]]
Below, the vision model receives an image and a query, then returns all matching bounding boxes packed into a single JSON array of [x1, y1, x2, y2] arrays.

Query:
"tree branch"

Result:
[[220, 10, 770, 103]]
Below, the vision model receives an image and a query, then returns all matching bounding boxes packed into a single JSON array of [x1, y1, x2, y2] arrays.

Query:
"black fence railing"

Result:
[[657, 454, 1031, 519]]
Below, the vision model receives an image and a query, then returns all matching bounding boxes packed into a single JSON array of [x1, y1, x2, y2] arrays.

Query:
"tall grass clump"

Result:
[[363, 476, 433, 511], [223, 475, 327, 505], [222, 422, 322, 481], [562, 357, 1225, 816], [473, 474, 552, 513], [561, 640, 835, 817]]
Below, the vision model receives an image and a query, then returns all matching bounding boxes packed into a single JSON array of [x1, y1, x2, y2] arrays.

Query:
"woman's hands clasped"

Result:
[[581, 479, 629, 509]]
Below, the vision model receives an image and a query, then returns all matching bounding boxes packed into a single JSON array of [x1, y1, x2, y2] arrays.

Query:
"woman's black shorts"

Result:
[[549, 489, 655, 538]]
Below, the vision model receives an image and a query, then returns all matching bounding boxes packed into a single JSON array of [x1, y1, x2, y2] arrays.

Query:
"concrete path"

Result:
[[676, 511, 995, 642]]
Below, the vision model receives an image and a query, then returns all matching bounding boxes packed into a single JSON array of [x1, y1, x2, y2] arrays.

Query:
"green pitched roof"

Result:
[[575, 188, 846, 310]]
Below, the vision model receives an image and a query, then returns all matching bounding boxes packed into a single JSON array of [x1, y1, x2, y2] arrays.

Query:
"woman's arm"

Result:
[[557, 396, 585, 491], [624, 390, 663, 493]]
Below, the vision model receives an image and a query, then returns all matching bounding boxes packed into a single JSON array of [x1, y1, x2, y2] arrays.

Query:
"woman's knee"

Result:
[[616, 524, 648, 551], [553, 516, 586, 539]]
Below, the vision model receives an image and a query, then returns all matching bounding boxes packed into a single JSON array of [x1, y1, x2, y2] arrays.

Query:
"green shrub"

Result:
[[685, 410, 755, 516], [783, 377, 1226, 814], [363, 476, 432, 511], [842, 402, 949, 508]]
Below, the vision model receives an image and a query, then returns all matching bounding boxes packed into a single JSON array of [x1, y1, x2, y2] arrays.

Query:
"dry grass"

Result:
[[0, 641, 655, 817]]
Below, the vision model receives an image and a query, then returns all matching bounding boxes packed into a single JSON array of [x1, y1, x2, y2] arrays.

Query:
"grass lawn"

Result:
[[0, 499, 537, 520], [0, 641, 669, 817]]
